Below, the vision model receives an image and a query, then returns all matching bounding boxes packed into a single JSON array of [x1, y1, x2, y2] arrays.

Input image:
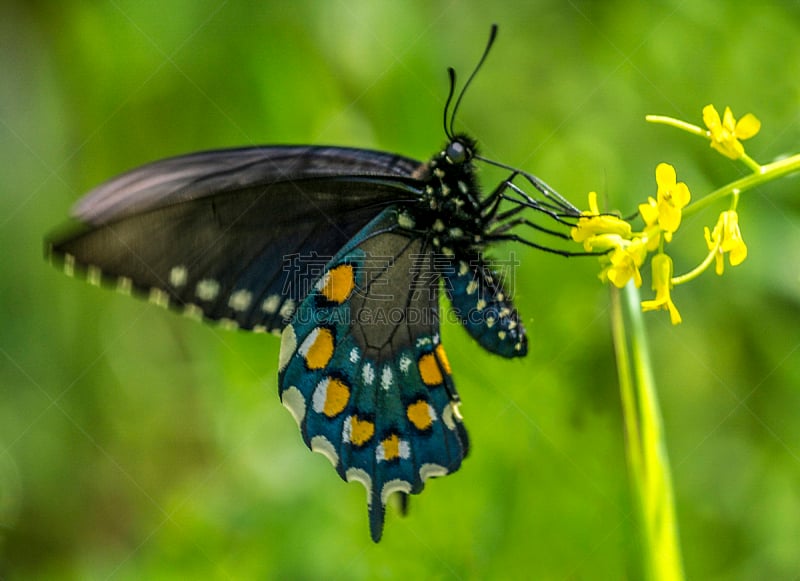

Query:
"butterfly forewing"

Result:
[[48, 147, 424, 332], [71, 146, 422, 224]]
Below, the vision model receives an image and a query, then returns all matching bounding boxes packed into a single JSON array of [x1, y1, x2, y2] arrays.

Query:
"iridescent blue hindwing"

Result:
[[278, 207, 468, 541]]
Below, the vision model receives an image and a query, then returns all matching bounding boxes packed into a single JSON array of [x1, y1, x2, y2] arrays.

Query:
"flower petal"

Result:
[[672, 181, 691, 208], [729, 242, 747, 266], [735, 113, 761, 139], [655, 163, 677, 189], [722, 106, 736, 132], [703, 104, 721, 131], [639, 198, 659, 226]]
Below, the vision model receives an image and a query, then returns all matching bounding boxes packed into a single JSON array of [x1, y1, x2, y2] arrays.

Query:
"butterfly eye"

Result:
[[446, 140, 469, 164]]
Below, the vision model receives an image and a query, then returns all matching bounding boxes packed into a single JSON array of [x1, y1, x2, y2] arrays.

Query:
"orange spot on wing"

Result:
[[305, 327, 334, 369], [435, 344, 452, 375], [407, 400, 433, 430], [381, 434, 401, 460], [418, 352, 443, 386], [320, 264, 355, 304], [323, 378, 349, 417], [349, 416, 375, 446]]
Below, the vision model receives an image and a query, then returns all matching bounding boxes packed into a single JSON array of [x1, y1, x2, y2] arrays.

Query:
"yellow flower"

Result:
[[600, 237, 647, 289], [704, 210, 748, 275], [638, 163, 691, 244], [641, 253, 682, 325], [703, 105, 761, 160], [571, 191, 632, 247]]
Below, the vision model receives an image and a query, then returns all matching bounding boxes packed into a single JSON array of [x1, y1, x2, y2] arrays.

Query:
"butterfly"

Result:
[[45, 25, 582, 542]]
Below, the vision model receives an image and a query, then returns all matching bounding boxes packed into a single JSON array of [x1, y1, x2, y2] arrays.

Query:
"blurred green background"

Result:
[[2, 1, 799, 578]]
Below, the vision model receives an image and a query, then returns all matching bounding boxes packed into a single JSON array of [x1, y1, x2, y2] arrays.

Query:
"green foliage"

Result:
[[1, 0, 798, 578]]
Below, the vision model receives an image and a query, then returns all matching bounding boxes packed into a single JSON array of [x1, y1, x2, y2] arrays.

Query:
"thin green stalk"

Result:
[[683, 153, 800, 217], [610, 284, 684, 581]]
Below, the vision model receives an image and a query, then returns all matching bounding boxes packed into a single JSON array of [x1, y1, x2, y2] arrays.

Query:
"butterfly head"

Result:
[[443, 135, 475, 166]]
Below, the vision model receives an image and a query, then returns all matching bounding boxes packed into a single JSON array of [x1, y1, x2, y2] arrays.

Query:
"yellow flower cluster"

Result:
[[571, 105, 759, 324], [571, 164, 690, 321]]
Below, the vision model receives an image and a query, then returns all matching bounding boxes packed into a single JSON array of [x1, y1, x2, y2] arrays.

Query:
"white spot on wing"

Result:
[[262, 294, 281, 314], [349, 347, 360, 364], [196, 279, 219, 301], [362, 362, 375, 385], [420, 463, 448, 481], [442, 403, 456, 430], [310, 435, 339, 467], [87, 265, 102, 286], [311, 377, 330, 414], [380, 366, 393, 391], [314, 271, 330, 293], [298, 327, 320, 359], [278, 324, 297, 372], [169, 265, 188, 288], [148, 288, 169, 308], [466, 280, 478, 295], [381, 479, 412, 505], [183, 303, 203, 321], [63, 254, 76, 277], [281, 385, 305, 427], [116, 276, 132, 295], [229, 289, 252, 311], [399, 355, 412, 373], [279, 299, 296, 319], [346, 468, 372, 506]]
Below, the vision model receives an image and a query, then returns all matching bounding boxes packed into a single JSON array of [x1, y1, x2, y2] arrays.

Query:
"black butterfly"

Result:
[[46, 25, 582, 541]]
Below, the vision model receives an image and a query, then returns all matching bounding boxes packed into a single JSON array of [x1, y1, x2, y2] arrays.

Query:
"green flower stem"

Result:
[[610, 284, 685, 581], [740, 153, 762, 174], [645, 115, 705, 137], [683, 153, 800, 217], [672, 246, 717, 286]]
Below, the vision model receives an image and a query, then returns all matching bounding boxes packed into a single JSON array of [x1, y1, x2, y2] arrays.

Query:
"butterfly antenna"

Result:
[[442, 67, 457, 140], [448, 24, 499, 136]]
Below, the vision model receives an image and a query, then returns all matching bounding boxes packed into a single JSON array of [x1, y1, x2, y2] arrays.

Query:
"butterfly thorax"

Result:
[[405, 135, 486, 255]]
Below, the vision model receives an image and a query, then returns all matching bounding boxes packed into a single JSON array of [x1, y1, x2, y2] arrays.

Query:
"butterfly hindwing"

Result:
[[444, 253, 528, 358], [278, 207, 469, 541]]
